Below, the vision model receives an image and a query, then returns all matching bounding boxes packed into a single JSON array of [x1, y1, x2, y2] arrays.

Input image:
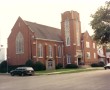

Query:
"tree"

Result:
[[0, 61, 8, 73], [90, 1, 110, 44]]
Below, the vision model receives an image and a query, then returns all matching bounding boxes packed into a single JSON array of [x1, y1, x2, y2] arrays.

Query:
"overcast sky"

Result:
[[0, 0, 108, 46]]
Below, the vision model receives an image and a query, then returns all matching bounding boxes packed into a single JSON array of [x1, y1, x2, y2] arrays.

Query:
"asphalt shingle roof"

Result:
[[24, 21, 62, 41]]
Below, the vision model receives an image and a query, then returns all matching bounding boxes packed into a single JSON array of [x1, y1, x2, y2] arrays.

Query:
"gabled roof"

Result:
[[81, 31, 95, 42], [24, 21, 62, 41]]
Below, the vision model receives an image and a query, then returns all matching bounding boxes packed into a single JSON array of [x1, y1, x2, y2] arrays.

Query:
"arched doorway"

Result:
[[77, 55, 83, 65], [46, 59, 55, 70]]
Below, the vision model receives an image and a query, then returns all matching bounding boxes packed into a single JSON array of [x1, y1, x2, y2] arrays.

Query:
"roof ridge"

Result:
[[24, 20, 60, 30]]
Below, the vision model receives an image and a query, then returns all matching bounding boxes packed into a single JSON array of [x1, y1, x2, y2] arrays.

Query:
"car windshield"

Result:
[[16, 67, 33, 70], [25, 67, 33, 70]]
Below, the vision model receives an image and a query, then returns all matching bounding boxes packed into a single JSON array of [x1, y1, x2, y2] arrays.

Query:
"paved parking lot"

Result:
[[0, 70, 110, 90]]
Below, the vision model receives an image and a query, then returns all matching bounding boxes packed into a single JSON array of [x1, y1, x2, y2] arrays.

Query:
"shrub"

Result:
[[65, 64, 78, 69], [34, 61, 46, 71], [91, 62, 105, 67], [0, 61, 8, 73], [56, 63, 63, 69], [91, 63, 99, 67], [8, 65, 25, 72], [25, 59, 34, 67]]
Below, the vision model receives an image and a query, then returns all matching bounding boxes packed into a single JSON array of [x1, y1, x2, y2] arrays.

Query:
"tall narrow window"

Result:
[[38, 44, 43, 57], [64, 18, 70, 46], [66, 37, 70, 46], [67, 55, 71, 64], [86, 41, 90, 48], [94, 53, 96, 59], [93, 43, 95, 49], [76, 20, 80, 46], [58, 46, 61, 57], [48, 45, 53, 58], [86, 52, 91, 59], [16, 32, 24, 54]]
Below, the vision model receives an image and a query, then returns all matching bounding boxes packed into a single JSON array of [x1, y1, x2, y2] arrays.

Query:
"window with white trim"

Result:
[[64, 18, 70, 32], [86, 52, 91, 59], [64, 18, 70, 46], [48, 45, 53, 58], [67, 55, 71, 64], [76, 20, 80, 46], [16, 32, 24, 54], [58, 46, 61, 57], [86, 41, 90, 48], [66, 37, 70, 46], [94, 53, 96, 59], [93, 43, 95, 49], [38, 44, 43, 57]]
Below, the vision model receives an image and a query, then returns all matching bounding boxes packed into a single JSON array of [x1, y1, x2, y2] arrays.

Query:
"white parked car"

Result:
[[104, 63, 110, 70]]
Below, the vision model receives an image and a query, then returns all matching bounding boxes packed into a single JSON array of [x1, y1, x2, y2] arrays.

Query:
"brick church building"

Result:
[[7, 11, 98, 69]]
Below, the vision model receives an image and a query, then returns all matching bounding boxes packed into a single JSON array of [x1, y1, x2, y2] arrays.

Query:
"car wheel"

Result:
[[11, 73, 14, 76], [104, 67, 107, 70], [21, 73, 24, 76]]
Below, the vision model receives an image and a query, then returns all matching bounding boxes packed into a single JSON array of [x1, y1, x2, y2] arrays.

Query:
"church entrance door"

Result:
[[46, 59, 55, 70]]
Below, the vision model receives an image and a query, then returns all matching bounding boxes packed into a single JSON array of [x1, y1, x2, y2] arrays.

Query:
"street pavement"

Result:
[[0, 69, 110, 90]]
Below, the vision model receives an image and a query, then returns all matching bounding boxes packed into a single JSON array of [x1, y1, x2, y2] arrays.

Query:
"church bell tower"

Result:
[[61, 11, 82, 65]]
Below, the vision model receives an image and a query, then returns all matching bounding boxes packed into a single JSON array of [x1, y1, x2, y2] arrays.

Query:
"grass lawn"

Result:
[[35, 67, 103, 75]]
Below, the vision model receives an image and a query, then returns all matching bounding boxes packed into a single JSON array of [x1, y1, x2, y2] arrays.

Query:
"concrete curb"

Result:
[[0, 67, 104, 76], [0, 73, 10, 75]]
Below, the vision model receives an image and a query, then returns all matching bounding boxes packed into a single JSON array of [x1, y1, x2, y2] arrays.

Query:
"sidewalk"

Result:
[[35, 67, 104, 75]]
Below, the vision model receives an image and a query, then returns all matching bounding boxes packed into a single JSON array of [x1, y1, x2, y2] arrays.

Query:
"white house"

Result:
[[97, 46, 106, 63], [0, 45, 6, 63], [106, 49, 110, 63]]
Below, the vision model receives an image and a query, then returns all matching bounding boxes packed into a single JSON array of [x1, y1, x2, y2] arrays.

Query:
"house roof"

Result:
[[24, 21, 62, 41]]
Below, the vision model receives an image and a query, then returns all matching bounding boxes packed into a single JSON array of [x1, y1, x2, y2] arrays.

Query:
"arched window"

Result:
[[67, 54, 71, 64], [16, 32, 24, 54], [38, 44, 43, 57], [66, 37, 70, 46], [58, 46, 61, 57], [48, 45, 53, 58]]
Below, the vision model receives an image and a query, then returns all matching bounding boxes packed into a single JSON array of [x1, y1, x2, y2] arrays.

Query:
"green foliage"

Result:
[[0, 61, 8, 73], [91, 61, 105, 67], [25, 59, 34, 67], [90, 1, 110, 44], [56, 63, 63, 69], [34, 61, 46, 71], [91, 63, 99, 67], [65, 64, 78, 69]]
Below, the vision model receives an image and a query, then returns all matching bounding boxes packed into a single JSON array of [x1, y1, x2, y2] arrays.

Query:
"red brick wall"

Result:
[[7, 17, 64, 67], [82, 32, 98, 65], [7, 17, 34, 65], [35, 39, 63, 65]]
